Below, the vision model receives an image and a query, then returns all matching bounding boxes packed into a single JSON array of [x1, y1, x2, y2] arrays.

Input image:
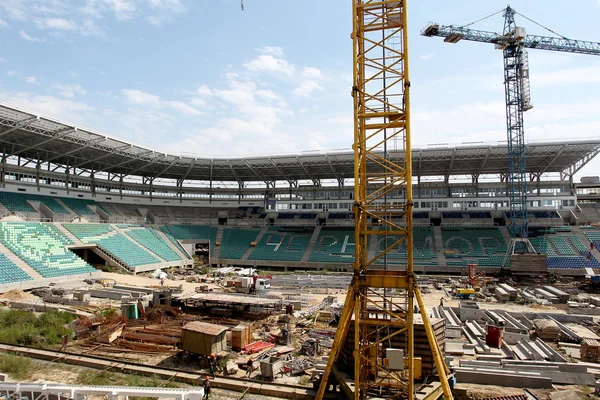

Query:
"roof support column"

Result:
[[65, 161, 70, 194], [177, 179, 183, 203], [209, 161, 213, 205], [119, 175, 123, 200], [90, 168, 96, 197], [36, 153, 40, 192], [1, 145, 6, 186], [238, 181, 244, 204], [472, 174, 479, 197]]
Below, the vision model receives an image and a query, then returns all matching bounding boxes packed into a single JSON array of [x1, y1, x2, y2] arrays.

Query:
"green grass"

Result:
[[0, 354, 32, 380], [0, 309, 74, 347], [77, 371, 183, 388]]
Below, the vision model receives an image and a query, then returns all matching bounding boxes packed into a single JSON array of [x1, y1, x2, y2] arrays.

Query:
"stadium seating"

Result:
[[63, 223, 114, 239], [0, 192, 68, 214], [159, 228, 190, 258], [0, 253, 32, 284], [371, 226, 438, 266], [442, 227, 507, 267], [90, 233, 159, 267], [219, 228, 261, 259], [0, 222, 96, 278], [584, 230, 600, 250], [61, 198, 108, 216], [531, 234, 598, 269], [126, 228, 181, 262], [309, 229, 355, 263], [248, 227, 312, 262]]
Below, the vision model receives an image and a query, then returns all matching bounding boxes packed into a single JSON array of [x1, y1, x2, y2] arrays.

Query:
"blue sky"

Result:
[[0, 0, 599, 178]]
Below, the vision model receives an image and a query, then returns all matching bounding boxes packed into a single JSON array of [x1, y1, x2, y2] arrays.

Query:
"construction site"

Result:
[[0, 1, 600, 400]]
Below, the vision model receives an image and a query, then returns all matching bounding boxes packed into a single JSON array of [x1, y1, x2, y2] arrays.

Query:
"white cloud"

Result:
[[25, 76, 40, 85], [302, 67, 322, 79], [196, 85, 212, 96], [165, 101, 202, 116], [6, 70, 17, 76], [102, 0, 137, 21], [122, 89, 202, 116], [535, 66, 600, 87], [420, 53, 435, 60], [53, 83, 86, 98], [0, 1, 27, 20], [69, 71, 79, 77], [243, 46, 295, 77], [80, 19, 104, 37], [0, 18, 8, 28], [0, 91, 95, 123], [19, 30, 46, 42], [0, 57, 6, 63], [293, 81, 323, 97], [122, 89, 161, 107], [35, 17, 77, 30]]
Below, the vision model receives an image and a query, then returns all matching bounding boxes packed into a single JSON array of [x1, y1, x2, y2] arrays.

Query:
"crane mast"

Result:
[[317, 1, 452, 399], [502, 6, 529, 240]]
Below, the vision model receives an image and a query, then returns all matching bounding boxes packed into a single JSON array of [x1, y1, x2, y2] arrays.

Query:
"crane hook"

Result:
[[241, 0, 244, 11]]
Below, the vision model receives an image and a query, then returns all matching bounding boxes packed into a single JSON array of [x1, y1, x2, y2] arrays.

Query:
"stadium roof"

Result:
[[1, 102, 599, 183]]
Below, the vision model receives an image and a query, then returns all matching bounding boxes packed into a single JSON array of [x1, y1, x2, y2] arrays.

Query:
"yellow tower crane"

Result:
[[242, 1, 451, 399], [315, 1, 452, 399]]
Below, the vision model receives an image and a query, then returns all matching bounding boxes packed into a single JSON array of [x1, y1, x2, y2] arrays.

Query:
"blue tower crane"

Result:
[[422, 6, 600, 244]]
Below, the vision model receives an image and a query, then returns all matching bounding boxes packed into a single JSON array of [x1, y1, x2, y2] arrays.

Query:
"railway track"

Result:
[[0, 342, 319, 400]]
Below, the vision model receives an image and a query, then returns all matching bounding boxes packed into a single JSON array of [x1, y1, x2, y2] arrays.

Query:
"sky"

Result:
[[0, 0, 599, 179]]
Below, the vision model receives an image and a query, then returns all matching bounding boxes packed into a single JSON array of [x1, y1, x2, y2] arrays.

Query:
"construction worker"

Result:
[[440, 297, 444, 307], [246, 357, 254, 377], [209, 353, 217, 377], [202, 376, 210, 399]]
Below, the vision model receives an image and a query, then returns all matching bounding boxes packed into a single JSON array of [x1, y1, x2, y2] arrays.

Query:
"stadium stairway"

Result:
[[154, 228, 191, 259], [0, 242, 42, 280], [433, 226, 446, 266], [241, 225, 269, 261], [301, 226, 321, 262], [212, 226, 225, 260], [367, 231, 378, 261], [0, 203, 10, 216], [53, 199, 79, 220], [499, 226, 512, 245], [54, 224, 83, 244]]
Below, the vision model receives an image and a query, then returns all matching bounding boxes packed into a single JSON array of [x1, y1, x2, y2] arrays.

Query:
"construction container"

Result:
[[486, 325, 503, 348], [231, 324, 252, 351], [260, 356, 283, 380], [181, 321, 228, 356]]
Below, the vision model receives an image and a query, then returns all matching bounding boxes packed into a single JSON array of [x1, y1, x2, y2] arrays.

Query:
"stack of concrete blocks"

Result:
[[533, 319, 561, 341], [534, 288, 560, 304], [435, 306, 462, 339], [498, 283, 518, 301], [456, 359, 595, 387], [495, 286, 509, 302], [543, 286, 570, 303]]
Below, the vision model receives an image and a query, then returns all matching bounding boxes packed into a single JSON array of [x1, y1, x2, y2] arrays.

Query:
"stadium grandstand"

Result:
[[1, 102, 600, 291]]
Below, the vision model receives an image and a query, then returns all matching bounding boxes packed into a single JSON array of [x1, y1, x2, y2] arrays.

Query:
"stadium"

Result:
[[1, 101, 600, 292]]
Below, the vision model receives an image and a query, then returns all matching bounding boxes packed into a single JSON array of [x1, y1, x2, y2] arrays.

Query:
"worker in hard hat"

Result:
[[209, 353, 217, 378], [245, 357, 254, 377], [202, 376, 211, 399]]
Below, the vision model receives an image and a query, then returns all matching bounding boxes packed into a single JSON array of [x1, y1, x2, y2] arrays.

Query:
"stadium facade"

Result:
[[1, 102, 600, 290]]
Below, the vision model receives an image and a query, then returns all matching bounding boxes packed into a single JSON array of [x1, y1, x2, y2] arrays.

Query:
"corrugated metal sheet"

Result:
[[182, 321, 228, 336]]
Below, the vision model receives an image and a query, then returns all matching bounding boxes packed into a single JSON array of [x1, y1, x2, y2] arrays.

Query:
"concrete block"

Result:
[[455, 368, 552, 388]]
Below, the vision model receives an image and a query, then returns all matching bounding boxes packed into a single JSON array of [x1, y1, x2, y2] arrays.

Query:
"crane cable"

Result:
[[449, 8, 504, 28], [514, 11, 568, 40]]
